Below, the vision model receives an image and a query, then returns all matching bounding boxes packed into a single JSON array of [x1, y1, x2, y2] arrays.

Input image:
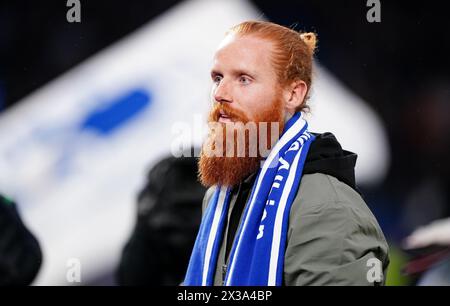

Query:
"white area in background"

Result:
[[306, 64, 390, 184], [0, 0, 389, 285]]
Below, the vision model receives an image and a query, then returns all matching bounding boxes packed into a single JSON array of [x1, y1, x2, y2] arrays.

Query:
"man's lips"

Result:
[[218, 109, 233, 123]]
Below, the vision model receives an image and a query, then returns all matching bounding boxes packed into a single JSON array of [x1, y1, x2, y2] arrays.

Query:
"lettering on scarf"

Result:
[[257, 141, 301, 240]]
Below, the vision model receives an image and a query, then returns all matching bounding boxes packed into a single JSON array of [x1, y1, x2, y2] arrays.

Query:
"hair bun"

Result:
[[300, 32, 317, 54]]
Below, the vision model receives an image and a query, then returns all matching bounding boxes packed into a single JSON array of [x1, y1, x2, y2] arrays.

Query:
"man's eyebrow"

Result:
[[210, 68, 257, 77], [232, 68, 257, 77], [210, 69, 221, 77]]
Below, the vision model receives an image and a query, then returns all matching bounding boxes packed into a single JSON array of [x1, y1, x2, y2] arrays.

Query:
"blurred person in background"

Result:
[[117, 153, 206, 285], [403, 217, 450, 285], [398, 80, 450, 285], [183, 21, 389, 286], [0, 193, 42, 286]]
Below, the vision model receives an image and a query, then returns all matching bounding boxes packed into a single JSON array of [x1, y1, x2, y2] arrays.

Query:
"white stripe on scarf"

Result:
[[268, 133, 311, 285], [202, 186, 228, 285]]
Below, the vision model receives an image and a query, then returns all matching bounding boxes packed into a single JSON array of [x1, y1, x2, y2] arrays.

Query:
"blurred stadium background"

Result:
[[0, 0, 449, 285]]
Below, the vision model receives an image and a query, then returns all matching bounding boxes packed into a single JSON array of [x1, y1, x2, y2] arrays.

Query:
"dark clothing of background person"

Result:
[[117, 154, 206, 285], [0, 194, 42, 286]]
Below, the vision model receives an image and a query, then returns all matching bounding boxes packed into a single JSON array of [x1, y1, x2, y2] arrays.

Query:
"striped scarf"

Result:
[[184, 112, 315, 286]]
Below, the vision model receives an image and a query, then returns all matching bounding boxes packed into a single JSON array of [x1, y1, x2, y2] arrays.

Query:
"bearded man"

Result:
[[184, 21, 389, 286]]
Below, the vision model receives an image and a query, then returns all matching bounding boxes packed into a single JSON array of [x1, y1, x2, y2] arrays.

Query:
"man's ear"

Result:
[[283, 80, 308, 114]]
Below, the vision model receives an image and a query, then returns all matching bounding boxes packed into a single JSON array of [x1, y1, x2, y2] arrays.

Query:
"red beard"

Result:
[[198, 98, 284, 187]]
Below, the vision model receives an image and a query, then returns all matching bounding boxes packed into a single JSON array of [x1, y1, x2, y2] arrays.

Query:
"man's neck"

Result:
[[284, 111, 293, 123]]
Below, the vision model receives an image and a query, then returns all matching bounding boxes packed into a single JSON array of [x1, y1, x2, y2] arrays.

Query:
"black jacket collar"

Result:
[[303, 132, 358, 191]]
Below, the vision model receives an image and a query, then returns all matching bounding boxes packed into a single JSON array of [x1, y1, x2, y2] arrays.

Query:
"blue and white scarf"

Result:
[[184, 112, 315, 286]]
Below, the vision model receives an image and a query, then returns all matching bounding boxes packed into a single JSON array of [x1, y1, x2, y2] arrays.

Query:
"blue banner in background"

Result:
[[80, 89, 152, 136]]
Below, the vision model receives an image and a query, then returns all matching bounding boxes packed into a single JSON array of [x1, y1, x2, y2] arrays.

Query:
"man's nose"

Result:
[[214, 80, 232, 104]]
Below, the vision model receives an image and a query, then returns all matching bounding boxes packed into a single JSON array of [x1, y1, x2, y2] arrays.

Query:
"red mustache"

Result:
[[209, 103, 249, 123]]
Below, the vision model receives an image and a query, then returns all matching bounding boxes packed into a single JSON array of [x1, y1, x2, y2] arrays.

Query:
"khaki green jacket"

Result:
[[202, 173, 389, 286]]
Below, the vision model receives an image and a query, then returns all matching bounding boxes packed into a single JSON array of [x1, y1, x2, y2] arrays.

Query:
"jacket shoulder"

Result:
[[284, 173, 389, 285], [293, 173, 378, 222]]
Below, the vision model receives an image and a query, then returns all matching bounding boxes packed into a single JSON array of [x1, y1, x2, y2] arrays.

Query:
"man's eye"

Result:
[[239, 76, 251, 84], [213, 75, 222, 83]]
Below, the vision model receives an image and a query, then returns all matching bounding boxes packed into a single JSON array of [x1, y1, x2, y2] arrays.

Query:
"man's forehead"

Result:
[[212, 35, 274, 73]]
